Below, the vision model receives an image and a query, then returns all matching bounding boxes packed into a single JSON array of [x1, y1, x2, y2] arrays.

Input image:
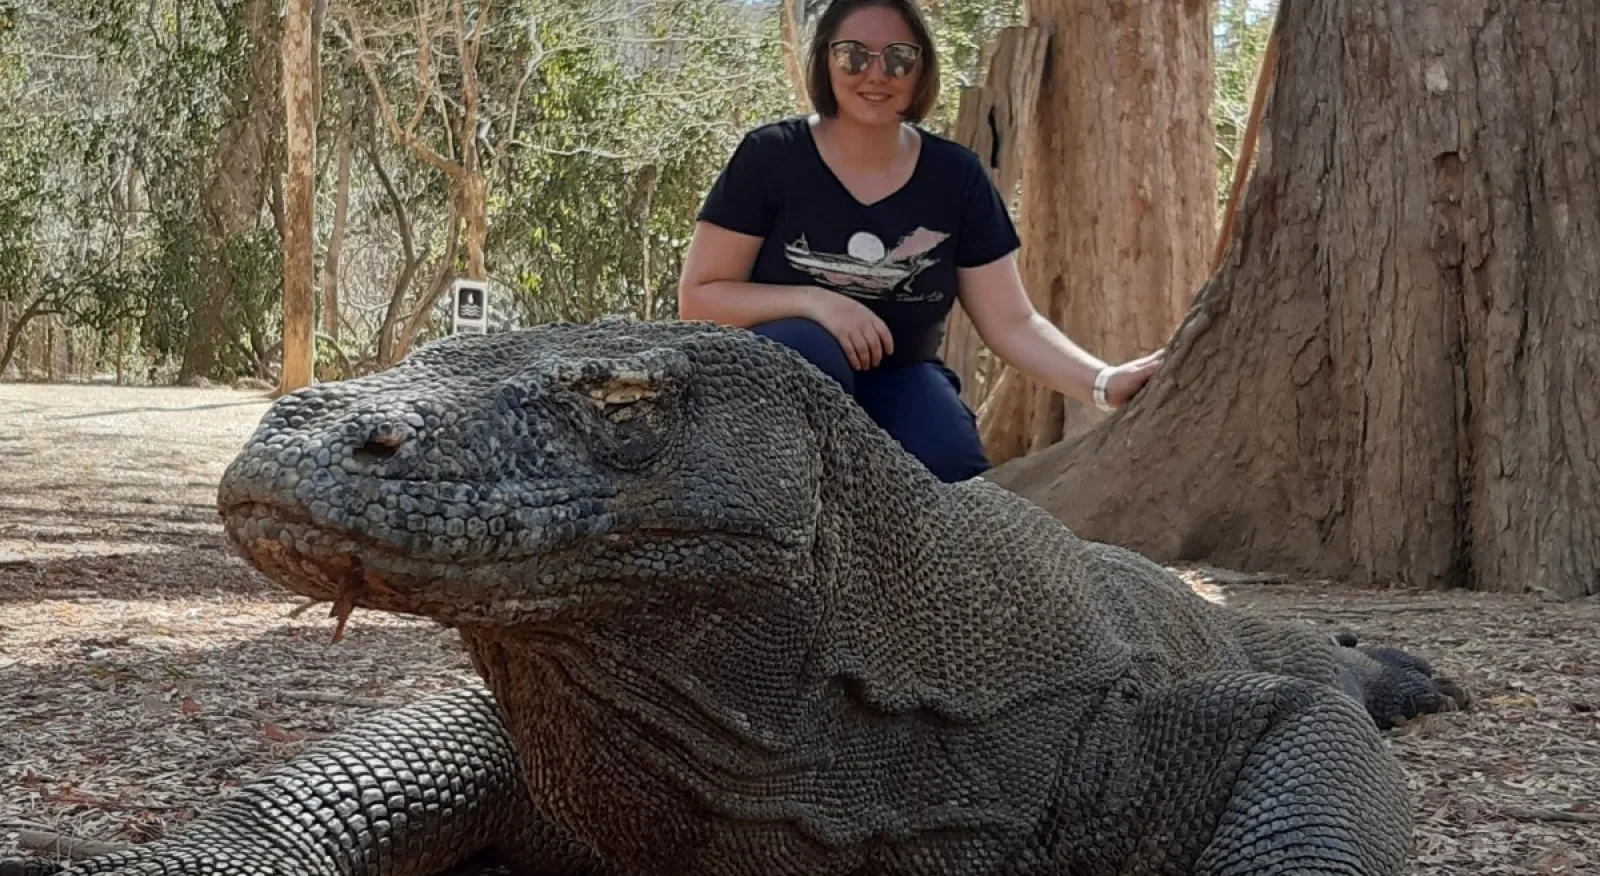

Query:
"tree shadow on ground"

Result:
[[1, 575, 480, 847], [0, 541, 274, 603], [54, 400, 269, 420]]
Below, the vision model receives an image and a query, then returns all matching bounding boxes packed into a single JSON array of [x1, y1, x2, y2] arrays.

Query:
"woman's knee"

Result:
[[750, 318, 853, 389], [854, 363, 989, 483], [904, 428, 990, 483]]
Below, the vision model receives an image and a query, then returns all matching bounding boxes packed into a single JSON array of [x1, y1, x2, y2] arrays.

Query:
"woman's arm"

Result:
[[677, 222, 820, 326], [956, 254, 1164, 409], [677, 221, 896, 370]]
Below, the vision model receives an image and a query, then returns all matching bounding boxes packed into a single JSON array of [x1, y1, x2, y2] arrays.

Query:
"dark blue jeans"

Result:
[[753, 318, 991, 483]]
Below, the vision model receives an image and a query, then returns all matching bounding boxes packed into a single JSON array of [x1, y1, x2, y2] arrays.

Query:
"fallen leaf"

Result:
[[262, 723, 306, 743]]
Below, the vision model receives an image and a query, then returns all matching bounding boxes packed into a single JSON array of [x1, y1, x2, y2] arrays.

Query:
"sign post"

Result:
[[451, 278, 489, 335]]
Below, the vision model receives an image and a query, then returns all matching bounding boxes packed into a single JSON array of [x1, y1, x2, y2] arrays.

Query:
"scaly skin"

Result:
[[9, 318, 1465, 876], [1, 685, 594, 876]]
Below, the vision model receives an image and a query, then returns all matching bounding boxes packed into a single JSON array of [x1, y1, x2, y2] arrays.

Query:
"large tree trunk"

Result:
[[278, 0, 316, 396], [977, 0, 1216, 462], [988, 0, 1600, 601]]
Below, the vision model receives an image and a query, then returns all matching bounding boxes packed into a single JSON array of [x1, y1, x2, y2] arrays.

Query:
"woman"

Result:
[[677, 0, 1164, 483]]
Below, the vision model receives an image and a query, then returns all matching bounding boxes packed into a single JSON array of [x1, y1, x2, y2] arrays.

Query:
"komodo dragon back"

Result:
[[8, 317, 1466, 876]]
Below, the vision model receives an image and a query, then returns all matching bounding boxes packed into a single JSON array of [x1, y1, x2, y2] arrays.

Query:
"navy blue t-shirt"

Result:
[[696, 117, 1021, 367]]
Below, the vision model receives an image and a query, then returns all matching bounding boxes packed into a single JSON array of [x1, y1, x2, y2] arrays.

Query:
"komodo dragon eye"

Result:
[[542, 353, 693, 472], [581, 379, 659, 424]]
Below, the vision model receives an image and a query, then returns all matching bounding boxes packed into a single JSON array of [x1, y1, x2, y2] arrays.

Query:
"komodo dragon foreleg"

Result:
[[1, 685, 599, 876]]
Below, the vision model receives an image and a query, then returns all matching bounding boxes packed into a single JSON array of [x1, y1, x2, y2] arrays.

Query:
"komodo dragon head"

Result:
[[217, 317, 914, 630]]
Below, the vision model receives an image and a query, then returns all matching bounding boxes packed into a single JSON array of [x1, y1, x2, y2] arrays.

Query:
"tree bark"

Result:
[[458, 168, 487, 280], [453, 0, 487, 283], [988, 0, 1600, 601], [940, 25, 1048, 409], [278, 0, 317, 396], [779, 0, 812, 114], [977, 0, 1216, 463]]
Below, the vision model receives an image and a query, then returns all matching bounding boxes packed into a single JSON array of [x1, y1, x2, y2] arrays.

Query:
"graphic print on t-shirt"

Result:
[[784, 226, 950, 303]]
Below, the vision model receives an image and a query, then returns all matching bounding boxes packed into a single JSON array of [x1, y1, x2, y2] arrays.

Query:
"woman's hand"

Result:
[[805, 287, 894, 371], [1099, 349, 1166, 408]]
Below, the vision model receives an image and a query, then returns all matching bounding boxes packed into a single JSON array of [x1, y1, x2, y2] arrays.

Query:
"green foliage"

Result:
[[0, 0, 282, 380], [0, 123, 46, 308], [1212, 0, 1277, 208], [488, 0, 791, 326], [0, 14, 43, 305], [924, 0, 1022, 132]]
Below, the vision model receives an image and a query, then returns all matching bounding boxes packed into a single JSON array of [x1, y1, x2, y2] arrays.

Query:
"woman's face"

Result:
[[825, 6, 922, 128]]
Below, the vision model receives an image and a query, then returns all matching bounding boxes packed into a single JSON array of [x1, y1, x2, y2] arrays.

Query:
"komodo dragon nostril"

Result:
[[352, 433, 403, 464]]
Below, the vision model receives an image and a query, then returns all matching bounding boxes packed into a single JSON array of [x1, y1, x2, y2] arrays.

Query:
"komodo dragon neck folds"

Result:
[[15, 319, 1468, 876]]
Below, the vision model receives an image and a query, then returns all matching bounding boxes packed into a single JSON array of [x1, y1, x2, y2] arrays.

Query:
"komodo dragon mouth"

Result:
[[219, 491, 805, 635]]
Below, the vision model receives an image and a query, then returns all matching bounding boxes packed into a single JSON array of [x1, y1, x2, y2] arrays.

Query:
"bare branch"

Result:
[[16, 829, 130, 861], [341, 13, 458, 178], [362, 125, 417, 265]]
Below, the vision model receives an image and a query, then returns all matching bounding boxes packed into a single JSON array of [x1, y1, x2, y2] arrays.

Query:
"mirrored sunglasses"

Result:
[[828, 40, 922, 79]]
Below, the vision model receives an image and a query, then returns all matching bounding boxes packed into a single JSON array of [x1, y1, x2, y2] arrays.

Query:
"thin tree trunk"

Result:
[[453, 0, 488, 282], [779, 0, 811, 113], [458, 169, 487, 280], [322, 87, 356, 342], [365, 133, 431, 369], [1211, 22, 1276, 274], [0, 296, 58, 378], [278, 0, 317, 395], [393, 214, 462, 364], [44, 319, 56, 381], [627, 164, 659, 320], [977, 0, 1215, 463], [989, 0, 1600, 601]]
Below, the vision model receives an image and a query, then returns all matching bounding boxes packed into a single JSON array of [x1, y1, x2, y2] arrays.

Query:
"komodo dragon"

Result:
[[8, 318, 1467, 876]]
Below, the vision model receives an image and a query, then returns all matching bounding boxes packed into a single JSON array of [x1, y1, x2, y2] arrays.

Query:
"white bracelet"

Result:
[[1092, 367, 1115, 412]]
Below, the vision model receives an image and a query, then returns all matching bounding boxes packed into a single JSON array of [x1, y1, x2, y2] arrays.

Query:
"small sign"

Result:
[[451, 279, 489, 335]]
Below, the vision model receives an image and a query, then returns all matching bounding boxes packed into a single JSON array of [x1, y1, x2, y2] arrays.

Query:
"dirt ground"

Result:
[[1, 382, 1596, 875]]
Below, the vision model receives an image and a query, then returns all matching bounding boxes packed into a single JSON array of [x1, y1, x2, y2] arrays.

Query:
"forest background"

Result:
[[0, 0, 1274, 387]]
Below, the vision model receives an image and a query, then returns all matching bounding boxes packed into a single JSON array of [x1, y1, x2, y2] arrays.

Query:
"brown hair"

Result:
[[804, 0, 941, 123]]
